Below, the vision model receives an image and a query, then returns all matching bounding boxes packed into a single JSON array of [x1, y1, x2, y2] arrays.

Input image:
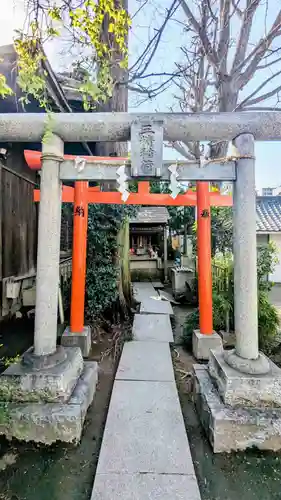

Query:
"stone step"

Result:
[[92, 473, 201, 500], [151, 281, 164, 289], [132, 283, 158, 303], [116, 341, 175, 382], [140, 297, 174, 316], [132, 314, 173, 343]]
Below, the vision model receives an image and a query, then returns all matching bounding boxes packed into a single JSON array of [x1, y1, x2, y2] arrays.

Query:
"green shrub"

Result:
[[182, 244, 279, 352], [86, 204, 135, 320], [257, 242, 279, 292], [212, 292, 232, 332], [182, 309, 199, 347], [258, 291, 280, 352]]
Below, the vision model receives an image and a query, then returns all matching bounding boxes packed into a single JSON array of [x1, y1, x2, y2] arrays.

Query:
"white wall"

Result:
[[269, 234, 281, 283]]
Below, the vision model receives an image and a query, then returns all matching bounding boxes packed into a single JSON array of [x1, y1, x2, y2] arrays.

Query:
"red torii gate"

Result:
[[25, 150, 232, 339]]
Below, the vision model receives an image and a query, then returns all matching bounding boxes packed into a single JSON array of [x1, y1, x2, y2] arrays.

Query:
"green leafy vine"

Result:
[[10, 0, 130, 111]]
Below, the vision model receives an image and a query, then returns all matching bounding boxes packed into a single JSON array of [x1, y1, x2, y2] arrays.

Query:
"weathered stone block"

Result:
[[209, 349, 281, 407], [0, 347, 83, 403], [171, 267, 194, 298], [0, 361, 98, 445], [194, 365, 281, 453], [61, 326, 92, 357], [192, 330, 223, 361]]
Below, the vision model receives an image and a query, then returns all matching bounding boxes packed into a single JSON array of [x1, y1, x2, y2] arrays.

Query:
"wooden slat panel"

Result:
[[1, 163, 37, 279]]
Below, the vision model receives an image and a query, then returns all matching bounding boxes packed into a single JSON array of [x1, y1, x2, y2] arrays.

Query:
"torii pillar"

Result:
[[192, 181, 223, 360], [61, 180, 92, 357]]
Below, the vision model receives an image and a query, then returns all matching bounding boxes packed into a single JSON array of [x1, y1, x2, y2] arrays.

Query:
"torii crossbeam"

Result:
[[25, 150, 232, 339]]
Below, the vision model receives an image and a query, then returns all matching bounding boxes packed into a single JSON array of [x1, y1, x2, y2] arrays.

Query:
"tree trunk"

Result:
[[210, 82, 239, 162], [95, 0, 128, 160], [183, 223, 188, 255]]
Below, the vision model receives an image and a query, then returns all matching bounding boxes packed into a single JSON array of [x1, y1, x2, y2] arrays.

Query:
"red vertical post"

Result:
[[70, 181, 89, 333], [197, 181, 213, 334]]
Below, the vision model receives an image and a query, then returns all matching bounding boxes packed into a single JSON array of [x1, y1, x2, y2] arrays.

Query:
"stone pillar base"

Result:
[[192, 329, 223, 361], [0, 347, 98, 444], [209, 349, 281, 406], [61, 326, 92, 357], [194, 364, 281, 453]]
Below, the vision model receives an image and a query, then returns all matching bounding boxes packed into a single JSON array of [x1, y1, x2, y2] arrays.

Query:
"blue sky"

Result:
[[1, 0, 281, 191], [128, 0, 281, 192]]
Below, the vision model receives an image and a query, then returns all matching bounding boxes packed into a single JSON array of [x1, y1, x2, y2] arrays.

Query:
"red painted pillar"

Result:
[[197, 181, 213, 334], [70, 181, 89, 333]]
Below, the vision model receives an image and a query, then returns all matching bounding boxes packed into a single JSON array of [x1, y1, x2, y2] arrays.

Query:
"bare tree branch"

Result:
[[165, 141, 196, 160], [217, 0, 231, 71], [237, 68, 281, 109], [231, 0, 243, 18], [257, 54, 281, 70], [236, 10, 281, 86], [128, 0, 179, 79], [239, 84, 281, 108], [179, 0, 219, 68], [231, 0, 261, 74]]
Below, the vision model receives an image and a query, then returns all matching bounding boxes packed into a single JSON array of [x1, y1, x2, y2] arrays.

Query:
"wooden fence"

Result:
[[0, 149, 38, 281]]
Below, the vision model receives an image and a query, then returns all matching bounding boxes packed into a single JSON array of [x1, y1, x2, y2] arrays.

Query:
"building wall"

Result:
[[257, 233, 281, 283], [256, 234, 269, 247]]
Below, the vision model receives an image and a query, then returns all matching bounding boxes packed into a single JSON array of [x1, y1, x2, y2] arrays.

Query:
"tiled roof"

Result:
[[256, 196, 281, 232], [130, 207, 169, 224]]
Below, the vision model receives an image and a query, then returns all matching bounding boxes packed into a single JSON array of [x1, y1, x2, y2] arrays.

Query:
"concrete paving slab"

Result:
[[116, 342, 175, 382], [151, 281, 164, 289], [140, 297, 174, 316], [92, 473, 201, 500], [97, 380, 194, 474], [133, 314, 173, 342], [132, 283, 157, 303]]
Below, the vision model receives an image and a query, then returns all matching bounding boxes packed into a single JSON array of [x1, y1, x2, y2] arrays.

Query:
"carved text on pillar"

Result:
[[201, 209, 210, 218], [131, 120, 163, 177], [75, 206, 85, 217]]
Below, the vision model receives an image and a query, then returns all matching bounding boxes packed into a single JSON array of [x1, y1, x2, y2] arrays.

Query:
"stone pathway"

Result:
[[91, 283, 201, 499]]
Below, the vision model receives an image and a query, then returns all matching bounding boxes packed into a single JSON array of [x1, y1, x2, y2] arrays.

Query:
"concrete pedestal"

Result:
[[171, 267, 194, 299], [0, 347, 98, 444], [62, 326, 92, 357], [0, 347, 83, 403], [194, 364, 281, 453], [209, 350, 281, 407], [192, 330, 223, 361], [194, 349, 281, 452]]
